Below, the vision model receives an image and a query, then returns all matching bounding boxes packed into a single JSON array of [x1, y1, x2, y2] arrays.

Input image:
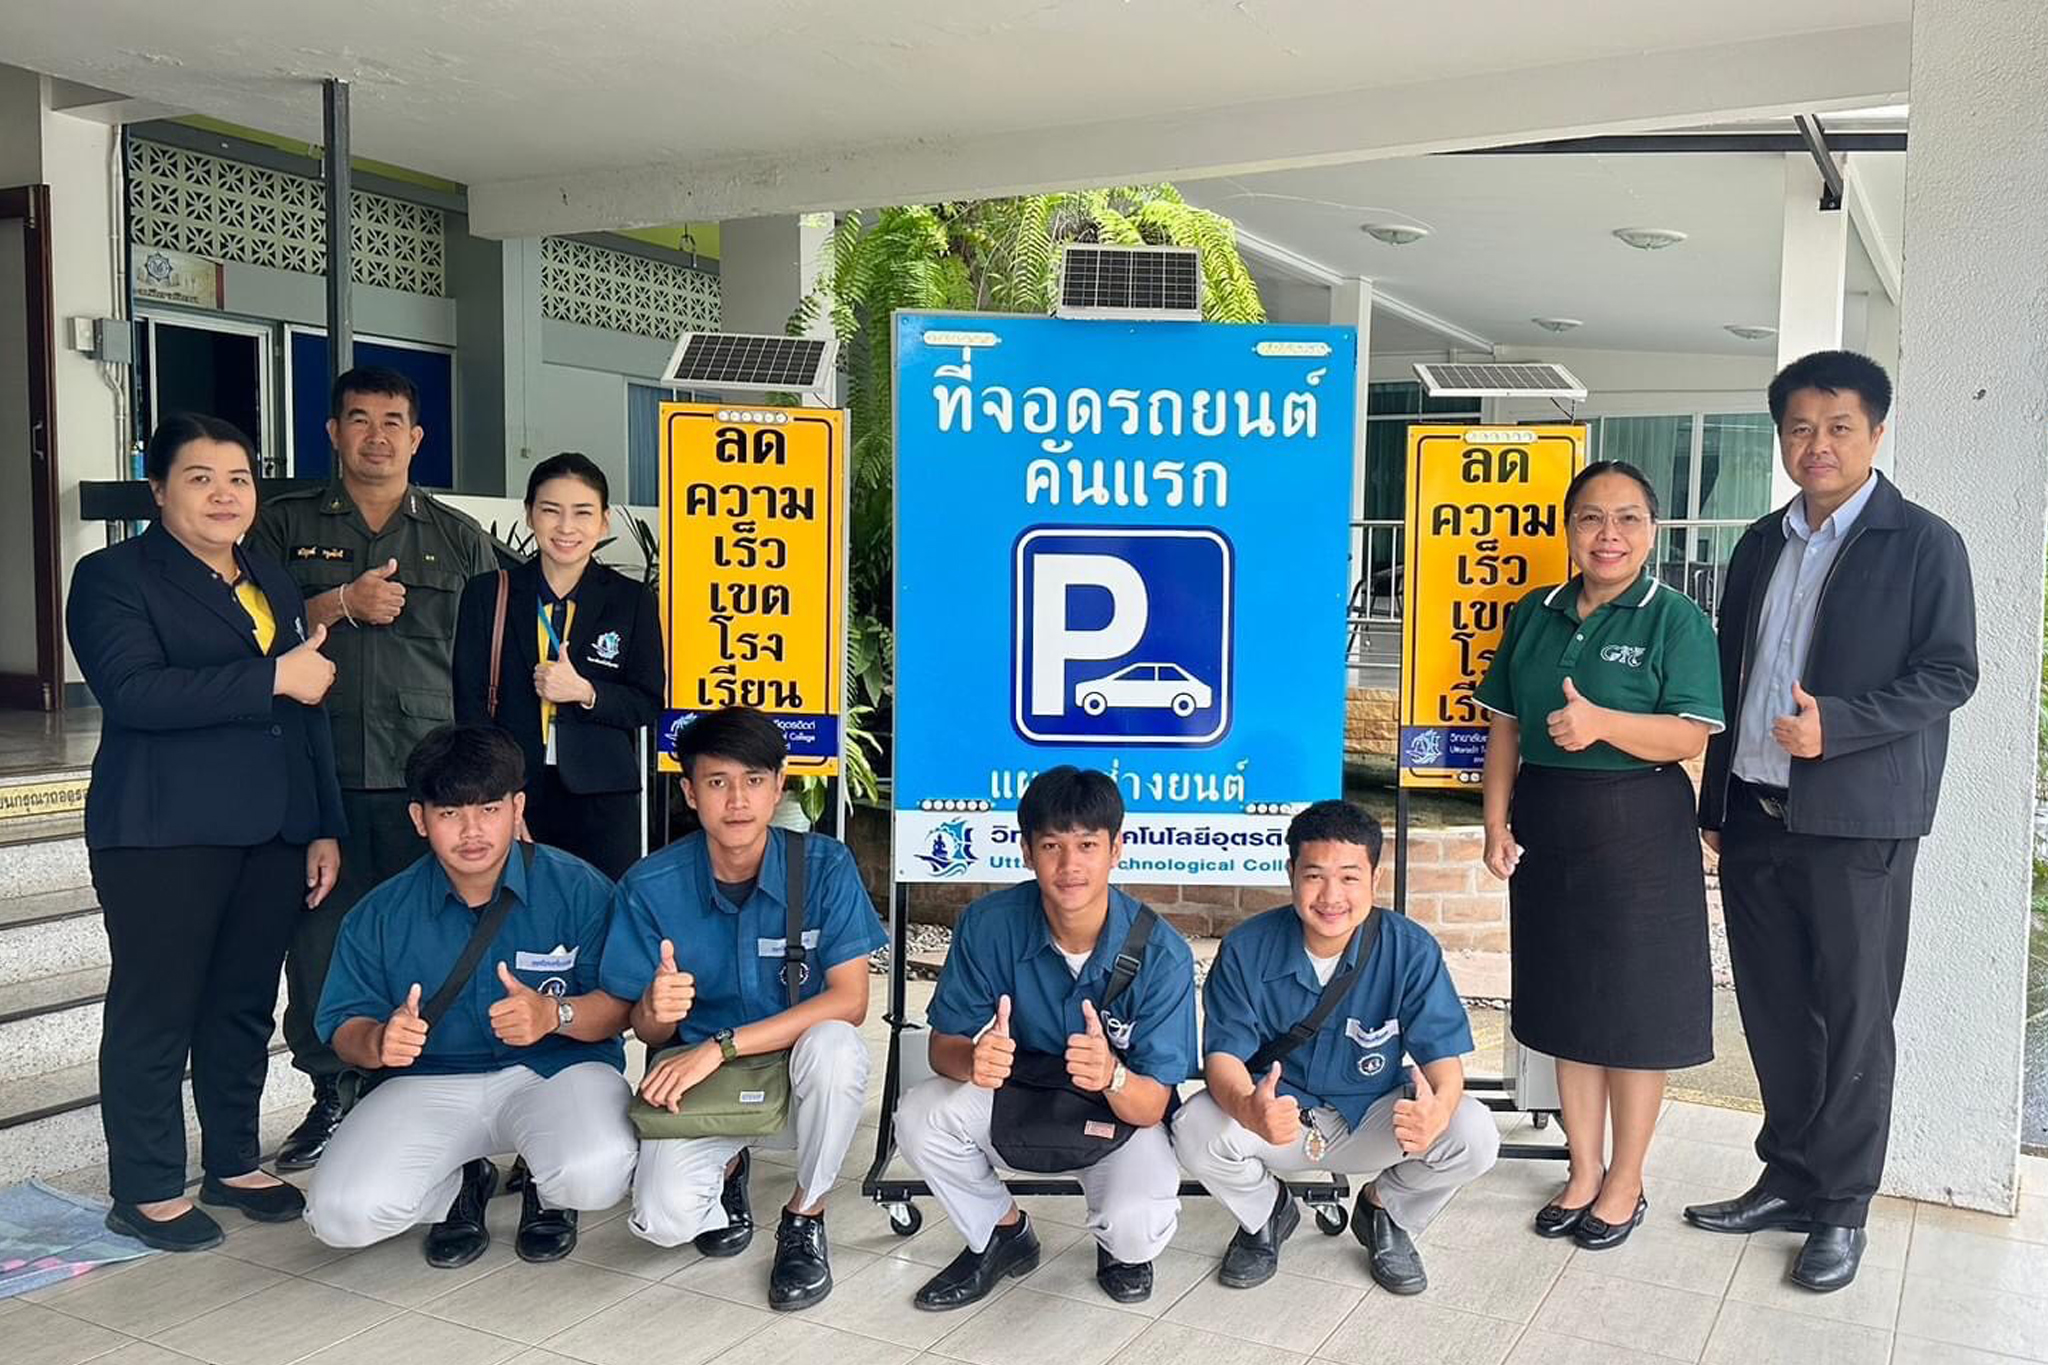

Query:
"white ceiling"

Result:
[[1195, 149, 1907, 355]]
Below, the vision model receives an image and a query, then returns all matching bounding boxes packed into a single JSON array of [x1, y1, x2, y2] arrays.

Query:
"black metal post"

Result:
[[322, 78, 353, 381], [1394, 786, 1410, 915]]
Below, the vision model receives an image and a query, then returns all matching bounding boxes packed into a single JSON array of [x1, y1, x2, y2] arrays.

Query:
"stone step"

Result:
[[0, 887, 105, 989], [0, 823, 90, 898], [0, 966, 110, 1083]]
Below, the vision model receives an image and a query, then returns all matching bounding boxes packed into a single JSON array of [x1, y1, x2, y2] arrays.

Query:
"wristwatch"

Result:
[[714, 1027, 738, 1062], [554, 999, 575, 1033], [1107, 1061, 1129, 1095]]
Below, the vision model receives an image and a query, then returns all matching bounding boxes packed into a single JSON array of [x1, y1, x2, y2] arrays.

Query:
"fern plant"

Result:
[[791, 186, 1267, 804]]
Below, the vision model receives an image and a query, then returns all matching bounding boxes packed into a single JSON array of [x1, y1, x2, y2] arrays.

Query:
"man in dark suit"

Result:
[[1688, 351, 1978, 1292]]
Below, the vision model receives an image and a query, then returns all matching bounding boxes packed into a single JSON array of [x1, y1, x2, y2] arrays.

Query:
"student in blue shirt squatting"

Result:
[[304, 725, 637, 1267], [1175, 800, 1499, 1294], [600, 706, 884, 1312], [897, 766, 1198, 1310]]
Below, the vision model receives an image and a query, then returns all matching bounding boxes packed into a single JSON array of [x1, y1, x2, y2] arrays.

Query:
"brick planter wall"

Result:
[[1347, 686, 1398, 758]]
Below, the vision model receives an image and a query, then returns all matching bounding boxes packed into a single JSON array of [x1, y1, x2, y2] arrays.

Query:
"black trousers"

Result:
[[1718, 788, 1918, 1228], [283, 789, 422, 1078], [526, 767, 643, 880], [91, 840, 305, 1203]]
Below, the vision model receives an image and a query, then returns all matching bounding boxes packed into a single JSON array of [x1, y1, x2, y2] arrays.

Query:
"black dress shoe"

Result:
[[693, 1148, 753, 1258], [1790, 1225, 1866, 1293], [1220, 1181, 1300, 1288], [914, 1214, 1041, 1311], [1683, 1183, 1813, 1236], [1533, 1200, 1592, 1239], [105, 1202, 224, 1252], [423, 1159, 498, 1269], [1355, 1198, 1427, 1294], [515, 1180, 578, 1263], [1096, 1245, 1153, 1302], [199, 1175, 306, 1224], [1574, 1193, 1648, 1251], [769, 1209, 833, 1311], [275, 1076, 343, 1172]]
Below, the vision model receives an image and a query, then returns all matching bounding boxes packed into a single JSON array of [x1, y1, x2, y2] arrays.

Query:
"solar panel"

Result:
[[1054, 244, 1203, 321], [1414, 362, 1587, 400], [660, 332, 837, 394]]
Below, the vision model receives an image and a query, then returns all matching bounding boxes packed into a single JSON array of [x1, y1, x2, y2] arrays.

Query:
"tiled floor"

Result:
[[10, 983, 2031, 1365]]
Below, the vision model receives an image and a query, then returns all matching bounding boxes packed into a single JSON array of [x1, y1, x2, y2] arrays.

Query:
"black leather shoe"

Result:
[[769, 1209, 833, 1311], [1790, 1225, 1866, 1293], [1574, 1193, 1648, 1251], [515, 1179, 578, 1263], [105, 1202, 223, 1252], [693, 1148, 753, 1258], [1355, 1198, 1427, 1294], [914, 1214, 1041, 1311], [1096, 1245, 1153, 1302], [1533, 1201, 1592, 1239], [423, 1159, 498, 1269], [1220, 1181, 1300, 1288], [275, 1075, 343, 1172], [199, 1175, 306, 1224], [1683, 1183, 1813, 1236]]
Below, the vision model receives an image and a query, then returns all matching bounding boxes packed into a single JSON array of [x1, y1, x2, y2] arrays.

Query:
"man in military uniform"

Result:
[[249, 365, 500, 1169]]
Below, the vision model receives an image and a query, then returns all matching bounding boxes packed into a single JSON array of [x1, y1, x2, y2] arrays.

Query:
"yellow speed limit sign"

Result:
[[1398, 425, 1585, 788], [658, 403, 847, 775]]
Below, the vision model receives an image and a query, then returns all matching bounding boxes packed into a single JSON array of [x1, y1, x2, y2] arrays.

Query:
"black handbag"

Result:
[[990, 905, 1161, 1173], [335, 841, 537, 1115]]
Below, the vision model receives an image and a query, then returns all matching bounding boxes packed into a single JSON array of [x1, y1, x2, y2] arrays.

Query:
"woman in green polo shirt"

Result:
[[1473, 460, 1723, 1253]]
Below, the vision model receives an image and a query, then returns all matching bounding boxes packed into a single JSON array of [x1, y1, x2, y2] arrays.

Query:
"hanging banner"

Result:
[[893, 312, 1357, 885], [1398, 424, 1585, 788], [658, 403, 846, 775]]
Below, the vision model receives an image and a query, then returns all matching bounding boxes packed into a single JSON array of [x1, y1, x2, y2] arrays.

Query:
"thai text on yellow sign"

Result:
[[659, 403, 847, 775], [1398, 425, 1585, 788]]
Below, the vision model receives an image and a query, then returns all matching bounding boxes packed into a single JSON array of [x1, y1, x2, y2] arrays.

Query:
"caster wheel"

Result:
[[887, 1203, 923, 1236], [1532, 1111, 1552, 1131], [1314, 1203, 1349, 1236]]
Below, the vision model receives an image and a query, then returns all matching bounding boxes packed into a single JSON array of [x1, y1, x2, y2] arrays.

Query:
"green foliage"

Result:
[[792, 186, 1267, 794]]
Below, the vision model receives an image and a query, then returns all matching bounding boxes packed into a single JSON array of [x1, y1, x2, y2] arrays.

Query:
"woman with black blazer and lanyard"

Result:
[[453, 453, 663, 877], [66, 414, 346, 1251]]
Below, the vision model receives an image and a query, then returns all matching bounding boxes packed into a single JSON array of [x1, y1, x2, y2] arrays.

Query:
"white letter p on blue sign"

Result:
[[1028, 553, 1148, 716]]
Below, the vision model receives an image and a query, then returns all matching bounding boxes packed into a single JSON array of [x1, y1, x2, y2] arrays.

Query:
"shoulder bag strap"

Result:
[[1247, 907, 1384, 1074], [1097, 903, 1158, 1020], [419, 841, 536, 1028], [783, 828, 808, 1008], [486, 568, 509, 719]]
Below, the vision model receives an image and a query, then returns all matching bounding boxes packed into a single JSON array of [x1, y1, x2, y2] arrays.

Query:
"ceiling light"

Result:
[[1531, 317, 1582, 334], [1612, 227, 1688, 251], [1361, 222, 1430, 246], [1724, 324, 1777, 341]]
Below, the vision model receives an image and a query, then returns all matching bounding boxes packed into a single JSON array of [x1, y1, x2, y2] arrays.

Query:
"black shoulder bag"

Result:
[[990, 905, 1160, 1173], [1246, 907, 1384, 1076], [336, 841, 537, 1115]]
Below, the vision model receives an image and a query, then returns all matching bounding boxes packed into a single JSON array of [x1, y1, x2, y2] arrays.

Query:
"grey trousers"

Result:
[[629, 1019, 871, 1247], [304, 1061, 637, 1249], [1173, 1088, 1499, 1234], [895, 1076, 1180, 1263]]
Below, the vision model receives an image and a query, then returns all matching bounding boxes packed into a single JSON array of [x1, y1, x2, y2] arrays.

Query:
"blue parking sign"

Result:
[[893, 312, 1356, 886], [1014, 527, 1232, 745]]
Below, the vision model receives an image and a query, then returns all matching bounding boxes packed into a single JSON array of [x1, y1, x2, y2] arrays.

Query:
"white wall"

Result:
[[538, 361, 630, 499]]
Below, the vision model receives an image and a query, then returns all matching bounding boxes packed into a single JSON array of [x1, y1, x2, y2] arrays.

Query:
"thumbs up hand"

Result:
[[489, 961, 559, 1047], [1772, 681, 1825, 759], [1065, 998, 1117, 1092], [344, 557, 407, 625], [378, 983, 430, 1068], [1392, 1064, 1449, 1155], [641, 938, 695, 1025], [1246, 1060, 1303, 1145], [973, 995, 1017, 1089], [1545, 676, 1607, 752], [273, 620, 337, 703]]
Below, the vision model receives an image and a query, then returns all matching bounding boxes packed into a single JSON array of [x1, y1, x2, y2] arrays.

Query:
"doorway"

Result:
[[0, 186, 61, 712], [139, 312, 277, 476]]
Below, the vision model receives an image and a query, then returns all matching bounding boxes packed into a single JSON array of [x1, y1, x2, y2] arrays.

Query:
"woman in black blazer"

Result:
[[65, 414, 346, 1251], [452, 452, 663, 877]]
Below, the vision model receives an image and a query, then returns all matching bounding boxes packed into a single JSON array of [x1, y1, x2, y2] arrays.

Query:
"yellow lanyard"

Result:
[[537, 598, 578, 749]]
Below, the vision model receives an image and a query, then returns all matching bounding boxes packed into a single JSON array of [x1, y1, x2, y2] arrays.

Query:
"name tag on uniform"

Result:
[[1346, 1017, 1400, 1049], [517, 947, 578, 972], [756, 930, 821, 958], [738, 1090, 767, 1106]]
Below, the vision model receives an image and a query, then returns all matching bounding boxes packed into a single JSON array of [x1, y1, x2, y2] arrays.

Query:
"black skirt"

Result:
[[1507, 762, 1713, 1070]]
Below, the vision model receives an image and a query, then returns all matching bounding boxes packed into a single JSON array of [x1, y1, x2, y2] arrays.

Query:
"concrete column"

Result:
[[1886, 0, 2048, 1214], [1330, 278, 1372, 684], [717, 213, 832, 336], [1773, 153, 1850, 504], [446, 223, 544, 495]]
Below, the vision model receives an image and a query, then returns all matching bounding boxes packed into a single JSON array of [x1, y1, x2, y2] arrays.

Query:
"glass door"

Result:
[[139, 311, 278, 475]]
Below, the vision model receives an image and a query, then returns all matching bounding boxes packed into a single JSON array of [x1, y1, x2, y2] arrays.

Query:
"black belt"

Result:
[[1733, 777, 1789, 821]]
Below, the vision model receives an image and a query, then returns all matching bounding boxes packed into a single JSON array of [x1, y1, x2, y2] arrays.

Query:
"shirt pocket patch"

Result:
[[1346, 1017, 1400, 1049], [516, 947, 579, 973]]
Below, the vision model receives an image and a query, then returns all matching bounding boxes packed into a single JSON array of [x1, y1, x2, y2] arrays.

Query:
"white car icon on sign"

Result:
[[1074, 662, 1215, 718]]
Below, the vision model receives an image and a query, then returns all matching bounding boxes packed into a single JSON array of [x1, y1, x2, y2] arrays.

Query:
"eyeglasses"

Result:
[[1570, 509, 1651, 533]]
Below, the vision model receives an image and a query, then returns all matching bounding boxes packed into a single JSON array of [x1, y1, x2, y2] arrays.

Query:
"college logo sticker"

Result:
[[1599, 644, 1646, 668], [1100, 1010, 1136, 1051], [539, 977, 569, 998], [1358, 1053, 1387, 1077], [915, 819, 978, 878], [593, 630, 622, 664]]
